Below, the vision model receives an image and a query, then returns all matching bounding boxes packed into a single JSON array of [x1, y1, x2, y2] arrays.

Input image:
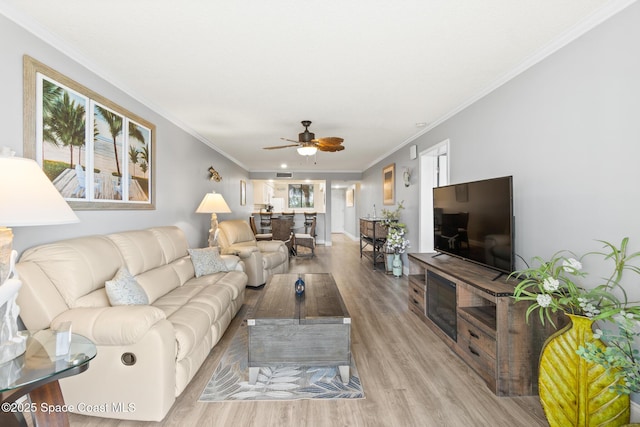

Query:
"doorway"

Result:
[[419, 139, 449, 252]]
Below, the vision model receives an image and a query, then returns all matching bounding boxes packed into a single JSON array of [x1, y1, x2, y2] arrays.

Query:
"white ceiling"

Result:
[[0, 0, 632, 173]]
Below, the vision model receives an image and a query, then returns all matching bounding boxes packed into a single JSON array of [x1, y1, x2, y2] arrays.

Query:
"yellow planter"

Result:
[[539, 313, 630, 426]]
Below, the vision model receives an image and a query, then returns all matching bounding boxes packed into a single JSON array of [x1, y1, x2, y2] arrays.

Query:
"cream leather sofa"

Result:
[[217, 219, 289, 287], [15, 226, 247, 421]]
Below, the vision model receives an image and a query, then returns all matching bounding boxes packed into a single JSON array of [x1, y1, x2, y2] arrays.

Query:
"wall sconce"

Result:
[[403, 168, 411, 187], [208, 166, 222, 182]]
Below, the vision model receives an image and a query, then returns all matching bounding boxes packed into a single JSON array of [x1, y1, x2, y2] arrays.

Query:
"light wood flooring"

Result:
[[68, 234, 548, 427]]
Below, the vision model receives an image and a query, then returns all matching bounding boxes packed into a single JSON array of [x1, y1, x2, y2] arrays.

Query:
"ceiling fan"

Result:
[[263, 120, 345, 156]]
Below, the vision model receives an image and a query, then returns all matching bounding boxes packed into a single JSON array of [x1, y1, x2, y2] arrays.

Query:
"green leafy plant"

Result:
[[512, 238, 640, 395], [380, 200, 404, 225], [576, 312, 640, 394], [511, 238, 640, 327]]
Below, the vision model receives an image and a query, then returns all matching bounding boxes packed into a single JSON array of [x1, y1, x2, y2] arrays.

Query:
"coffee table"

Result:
[[247, 273, 351, 384]]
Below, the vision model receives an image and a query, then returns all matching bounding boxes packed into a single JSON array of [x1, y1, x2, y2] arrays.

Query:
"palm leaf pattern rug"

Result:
[[199, 321, 364, 401]]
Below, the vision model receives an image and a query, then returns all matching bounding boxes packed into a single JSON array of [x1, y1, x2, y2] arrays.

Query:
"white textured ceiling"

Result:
[[0, 0, 631, 172]]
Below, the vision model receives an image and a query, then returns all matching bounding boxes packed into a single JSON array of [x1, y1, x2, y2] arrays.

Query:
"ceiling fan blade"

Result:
[[318, 144, 345, 152], [263, 144, 300, 150], [280, 137, 301, 144], [316, 137, 344, 145]]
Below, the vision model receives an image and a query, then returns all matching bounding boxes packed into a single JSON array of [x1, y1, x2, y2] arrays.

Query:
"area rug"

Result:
[[199, 321, 364, 401]]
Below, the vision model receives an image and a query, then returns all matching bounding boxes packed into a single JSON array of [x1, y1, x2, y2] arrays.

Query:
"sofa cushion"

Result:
[[149, 226, 190, 264], [218, 220, 256, 246], [108, 230, 166, 276], [105, 267, 149, 306], [184, 270, 246, 300], [17, 235, 124, 309], [152, 282, 233, 361], [135, 264, 183, 305], [188, 247, 228, 277]]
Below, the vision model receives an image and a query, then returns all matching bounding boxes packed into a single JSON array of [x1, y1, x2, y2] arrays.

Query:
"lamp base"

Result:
[[0, 227, 13, 284], [208, 213, 219, 247]]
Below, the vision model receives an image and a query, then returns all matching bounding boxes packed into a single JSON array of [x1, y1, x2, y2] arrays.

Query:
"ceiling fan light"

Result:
[[297, 146, 317, 156]]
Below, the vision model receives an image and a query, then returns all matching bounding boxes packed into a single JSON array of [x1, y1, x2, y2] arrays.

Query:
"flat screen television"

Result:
[[433, 175, 513, 274]]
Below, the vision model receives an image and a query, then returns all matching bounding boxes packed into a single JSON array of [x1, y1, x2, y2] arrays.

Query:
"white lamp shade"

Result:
[[297, 146, 317, 156], [0, 157, 79, 226], [195, 193, 231, 214]]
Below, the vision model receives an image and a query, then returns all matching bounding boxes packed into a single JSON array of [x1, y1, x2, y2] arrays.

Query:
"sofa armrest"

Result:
[[222, 245, 259, 260], [51, 306, 167, 346], [221, 254, 243, 272], [257, 240, 287, 253]]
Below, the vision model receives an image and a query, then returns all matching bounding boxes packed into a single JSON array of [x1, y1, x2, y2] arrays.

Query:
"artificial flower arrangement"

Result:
[[380, 201, 410, 254], [511, 237, 640, 394], [386, 223, 410, 254]]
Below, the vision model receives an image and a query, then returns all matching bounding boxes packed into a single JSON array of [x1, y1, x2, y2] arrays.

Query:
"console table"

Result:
[[0, 330, 96, 427], [407, 253, 550, 396], [359, 218, 388, 270]]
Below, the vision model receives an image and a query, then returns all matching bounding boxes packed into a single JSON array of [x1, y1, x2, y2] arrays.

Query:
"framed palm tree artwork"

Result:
[[23, 55, 156, 210]]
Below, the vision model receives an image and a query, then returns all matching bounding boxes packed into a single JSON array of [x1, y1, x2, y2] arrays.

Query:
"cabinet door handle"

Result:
[[469, 346, 480, 357], [412, 299, 419, 305], [468, 330, 479, 339]]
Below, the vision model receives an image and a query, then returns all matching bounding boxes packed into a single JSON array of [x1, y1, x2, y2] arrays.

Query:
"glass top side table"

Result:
[[0, 330, 96, 427]]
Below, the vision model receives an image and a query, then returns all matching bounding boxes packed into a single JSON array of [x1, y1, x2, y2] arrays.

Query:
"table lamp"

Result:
[[195, 192, 231, 247], [0, 149, 79, 364]]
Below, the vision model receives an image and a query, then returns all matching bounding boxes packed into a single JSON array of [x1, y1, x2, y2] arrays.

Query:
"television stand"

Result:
[[492, 271, 506, 281], [407, 253, 550, 396]]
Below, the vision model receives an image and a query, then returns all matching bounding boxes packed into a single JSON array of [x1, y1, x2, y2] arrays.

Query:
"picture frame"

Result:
[[240, 180, 246, 206], [23, 55, 156, 210], [383, 163, 395, 205], [346, 188, 354, 207]]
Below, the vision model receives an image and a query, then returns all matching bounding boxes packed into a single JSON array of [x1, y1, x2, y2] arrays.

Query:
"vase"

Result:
[[384, 251, 394, 274], [538, 313, 629, 427], [295, 274, 305, 296], [392, 253, 402, 277]]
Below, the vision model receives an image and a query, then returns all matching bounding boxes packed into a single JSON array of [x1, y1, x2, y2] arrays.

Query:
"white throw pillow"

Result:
[[188, 246, 229, 277], [105, 267, 149, 306]]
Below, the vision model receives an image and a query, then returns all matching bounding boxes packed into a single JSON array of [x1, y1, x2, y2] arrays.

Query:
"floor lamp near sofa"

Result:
[[0, 150, 79, 364], [196, 192, 231, 247]]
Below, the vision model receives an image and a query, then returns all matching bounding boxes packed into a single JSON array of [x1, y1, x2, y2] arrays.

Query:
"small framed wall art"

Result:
[[383, 163, 395, 205]]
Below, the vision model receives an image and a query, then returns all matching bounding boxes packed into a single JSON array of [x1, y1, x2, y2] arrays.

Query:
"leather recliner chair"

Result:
[[217, 219, 289, 287]]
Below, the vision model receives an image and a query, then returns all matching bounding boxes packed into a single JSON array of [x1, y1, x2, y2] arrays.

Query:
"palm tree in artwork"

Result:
[[139, 144, 150, 177], [44, 91, 86, 167], [129, 122, 144, 144], [41, 80, 63, 148], [128, 146, 139, 177], [95, 106, 123, 176]]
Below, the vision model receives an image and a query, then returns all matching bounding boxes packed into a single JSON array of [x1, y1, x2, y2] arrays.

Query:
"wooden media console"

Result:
[[408, 253, 549, 396]]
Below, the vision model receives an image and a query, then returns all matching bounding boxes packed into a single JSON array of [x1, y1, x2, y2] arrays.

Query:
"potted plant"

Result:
[[577, 312, 640, 395], [511, 238, 640, 427]]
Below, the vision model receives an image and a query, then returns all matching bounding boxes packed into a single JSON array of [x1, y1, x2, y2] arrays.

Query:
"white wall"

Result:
[[361, 3, 640, 286], [0, 14, 253, 252], [331, 188, 346, 233]]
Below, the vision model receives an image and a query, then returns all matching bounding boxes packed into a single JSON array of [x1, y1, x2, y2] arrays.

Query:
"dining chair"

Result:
[[270, 218, 294, 256], [249, 216, 272, 241], [303, 212, 316, 236], [259, 210, 272, 233], [295, 217, 316, 257]]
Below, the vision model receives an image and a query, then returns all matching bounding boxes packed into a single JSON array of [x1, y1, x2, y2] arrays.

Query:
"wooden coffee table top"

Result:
[[250, 273, 350, 325]]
